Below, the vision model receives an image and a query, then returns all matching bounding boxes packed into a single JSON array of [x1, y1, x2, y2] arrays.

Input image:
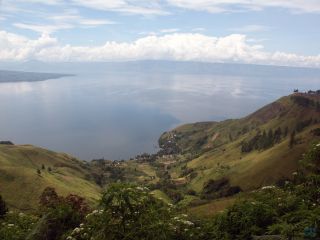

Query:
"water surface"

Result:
[[0, 67, 319, 160]]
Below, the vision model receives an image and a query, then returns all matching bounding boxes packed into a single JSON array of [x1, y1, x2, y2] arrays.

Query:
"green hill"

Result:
[[158, 93, 320, 193], [0, 144, 101, 212]]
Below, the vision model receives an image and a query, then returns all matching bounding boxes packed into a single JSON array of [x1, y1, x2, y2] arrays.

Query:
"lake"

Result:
[[0, 62, 319, 160]]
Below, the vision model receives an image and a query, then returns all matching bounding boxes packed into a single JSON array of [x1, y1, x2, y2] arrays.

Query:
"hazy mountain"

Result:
[[0, 70, 73, 83], [1, 60, 320, 78]]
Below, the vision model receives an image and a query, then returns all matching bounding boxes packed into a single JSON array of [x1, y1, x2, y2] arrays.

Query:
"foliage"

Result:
[[241, 128, 283, 153], [28, 187, 90, 240], [67, 183, 199, 240], [202, 178, 241, 200], [206, 141, 320, 239], [0, 212, 38, 240], [0, 195, 8, 218]]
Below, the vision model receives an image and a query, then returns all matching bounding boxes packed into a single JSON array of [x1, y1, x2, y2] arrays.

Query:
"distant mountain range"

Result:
[[1, 60, 320, 77], [0, 70, 73, 83]]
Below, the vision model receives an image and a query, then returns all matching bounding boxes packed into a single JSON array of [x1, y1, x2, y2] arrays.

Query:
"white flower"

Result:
[[72, 227, 81, 234], [183, 220, 194, 226], [262, 185, 275, 190]]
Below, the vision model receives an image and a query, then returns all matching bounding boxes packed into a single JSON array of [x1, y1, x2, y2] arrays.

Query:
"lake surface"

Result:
[[0, 66, 319, 160]]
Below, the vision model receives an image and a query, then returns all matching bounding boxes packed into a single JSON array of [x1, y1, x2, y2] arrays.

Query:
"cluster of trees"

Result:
[[0, 141, 14, 145], [241, 128, 284, 153], [291, 95, 320, 111], [0, 188, 90, 240], [201, 177, 242, 200], [295, 118, 314, 133]]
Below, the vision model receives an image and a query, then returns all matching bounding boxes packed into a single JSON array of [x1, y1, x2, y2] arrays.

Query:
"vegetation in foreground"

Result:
[[1, 141, 320, 240]]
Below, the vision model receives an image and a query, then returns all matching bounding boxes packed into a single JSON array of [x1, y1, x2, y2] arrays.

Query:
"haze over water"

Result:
[[0, 62, 319, 160]]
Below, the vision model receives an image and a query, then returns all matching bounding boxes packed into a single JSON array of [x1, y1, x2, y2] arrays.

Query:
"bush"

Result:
[[0, 195, 8, 218], [68, 183, 199, 240], [0, 212, 38, 240], [28, 188, 89, 240]]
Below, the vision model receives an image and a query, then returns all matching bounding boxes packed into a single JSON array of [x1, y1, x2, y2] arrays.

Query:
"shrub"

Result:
[[68, 183, 198, 240], [0, 195, 8, 218], [28, 188, 89, 240], [0, 212, 38, 240]]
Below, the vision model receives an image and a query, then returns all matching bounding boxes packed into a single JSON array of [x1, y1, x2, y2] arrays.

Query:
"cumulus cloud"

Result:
[[0, 31, 319, 67]]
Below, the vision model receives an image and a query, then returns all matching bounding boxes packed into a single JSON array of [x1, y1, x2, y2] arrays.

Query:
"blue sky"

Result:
[[0, 0, 319, 67]]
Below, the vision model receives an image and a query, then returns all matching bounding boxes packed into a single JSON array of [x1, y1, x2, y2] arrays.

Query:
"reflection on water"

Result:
[[0, 71, 319, 160]]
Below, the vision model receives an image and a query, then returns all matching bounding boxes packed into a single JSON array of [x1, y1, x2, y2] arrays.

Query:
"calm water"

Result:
[[0, 70, 319, 160]]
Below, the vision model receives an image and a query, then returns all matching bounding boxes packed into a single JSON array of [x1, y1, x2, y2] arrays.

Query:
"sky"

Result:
[[0, 0, 320, 67]]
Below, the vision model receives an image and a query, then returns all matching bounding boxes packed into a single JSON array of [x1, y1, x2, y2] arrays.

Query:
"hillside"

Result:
[[157, 92, 320, 194], [0, 144, 101, 212]]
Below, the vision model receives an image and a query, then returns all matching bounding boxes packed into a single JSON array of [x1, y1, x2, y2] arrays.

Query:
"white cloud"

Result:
[[160, 28, 180, 33], [13, 23, 74, 34], [166, 0, 320, 13], [229, 25, 270, 33], [12, 10, 116, 34], [0, 31, 319, 68], [70, 0, 169, 15], [5, 0, 320, 16]]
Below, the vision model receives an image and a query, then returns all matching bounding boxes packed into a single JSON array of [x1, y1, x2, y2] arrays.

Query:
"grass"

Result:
[[161, 94, 320, 193], [150, 190, 172, 204], [0, 144, 101, 212], [188, 197, 237, 218]]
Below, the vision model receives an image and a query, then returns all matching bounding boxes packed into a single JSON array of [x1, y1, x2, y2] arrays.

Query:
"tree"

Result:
[[41, 164, 45, 170], [37, 169, 41, 175], [28, 188, 89, 240], [274, 127, 282, 143], [289, 131, 296, 149], [39, 187, 59, 209], [284, 126, 289, 138], [0, 194, 8, 218]]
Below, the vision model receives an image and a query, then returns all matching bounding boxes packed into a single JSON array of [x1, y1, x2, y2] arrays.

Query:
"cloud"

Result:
[[229, 25, 270, 33], [160, 28, 180, 33], [6, 0, 320, 16], [166, 0, 320, 13], [70, 0, 169, 15], [13, 23, 74, 34], [12, 10, 117, 34], [0, 31, 319, 68]]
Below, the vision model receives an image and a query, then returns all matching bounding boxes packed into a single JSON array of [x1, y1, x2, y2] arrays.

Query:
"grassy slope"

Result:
[[160, 93, 320, 193], [0, 144, 101, 212]]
